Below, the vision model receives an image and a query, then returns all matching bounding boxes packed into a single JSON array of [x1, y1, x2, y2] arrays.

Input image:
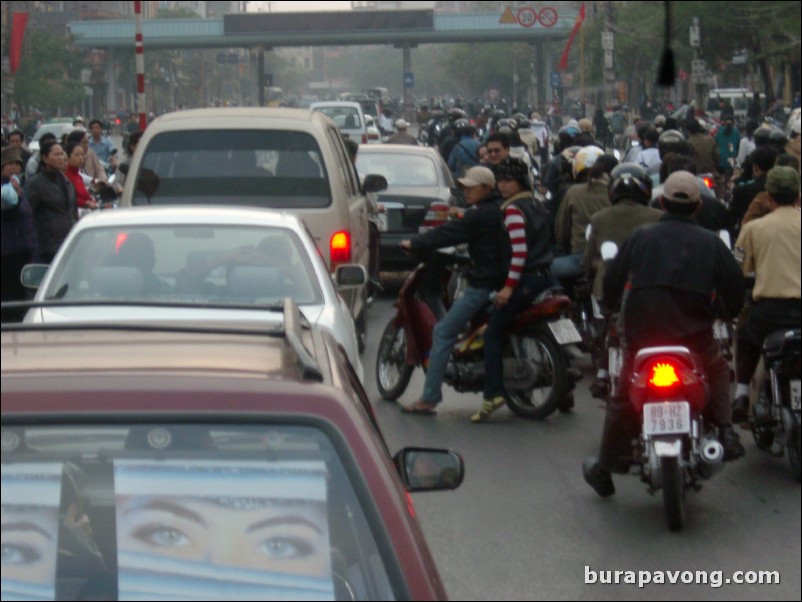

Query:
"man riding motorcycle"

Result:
[[583, 170, 746, 497], [731, 166, 802, 422]]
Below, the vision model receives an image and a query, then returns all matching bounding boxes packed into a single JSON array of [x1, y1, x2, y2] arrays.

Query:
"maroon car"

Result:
[[1, 300, 463, 601]]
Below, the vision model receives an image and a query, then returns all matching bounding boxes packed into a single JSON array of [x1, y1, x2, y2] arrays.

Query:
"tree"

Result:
[[13, 30, 88, 115]]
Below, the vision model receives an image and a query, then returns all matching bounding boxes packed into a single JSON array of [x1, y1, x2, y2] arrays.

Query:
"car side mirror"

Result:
[[394, 448, 464, 492], [21, 264, 49, 289], [334, 264, 367, 289], [363, 174, 388, 194]]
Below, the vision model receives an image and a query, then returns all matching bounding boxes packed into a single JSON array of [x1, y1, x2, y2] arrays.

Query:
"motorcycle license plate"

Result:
[[791, 380, 802, 411], [643, 402, 691, 436], [548, 319, 583, 345], [376, 212, 388, 232], [609, 347, 623, 377]]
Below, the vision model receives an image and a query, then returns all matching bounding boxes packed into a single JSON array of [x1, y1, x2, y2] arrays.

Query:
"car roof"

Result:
[[143, 107, 332, 130], [357, 144, 440, 157], [310, 101, 362, 110], [71, 205, 306, 230]]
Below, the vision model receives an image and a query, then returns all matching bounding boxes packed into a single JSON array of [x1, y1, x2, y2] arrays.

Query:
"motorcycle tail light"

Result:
[[630, 357, 707, 412], [702, 176, 715, 191], [330, 230, 351, 264]]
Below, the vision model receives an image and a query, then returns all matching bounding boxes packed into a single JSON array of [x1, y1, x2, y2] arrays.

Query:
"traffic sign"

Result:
[[550, 72, 562, 88], [690, 25, 701, 48], [517, 7, 538, 28], [602, 32, 614, 51], [604, 50, 614, 70], [538, 7, 558, 28], [499, 7, 517, 24], [403, 72, 414, 89]]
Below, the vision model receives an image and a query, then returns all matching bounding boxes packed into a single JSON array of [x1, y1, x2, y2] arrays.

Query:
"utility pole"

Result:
[[690, 17, 705, 117]]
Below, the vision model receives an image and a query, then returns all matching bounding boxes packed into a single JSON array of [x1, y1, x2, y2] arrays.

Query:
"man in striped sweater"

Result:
[[473, 157, 557, 423]]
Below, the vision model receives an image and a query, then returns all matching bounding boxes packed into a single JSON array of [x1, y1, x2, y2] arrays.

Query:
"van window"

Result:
[[313, 106, 362, 129], [132, 130, 331, 208]]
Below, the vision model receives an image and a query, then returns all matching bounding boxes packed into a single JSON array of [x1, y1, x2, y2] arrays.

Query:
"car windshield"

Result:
[[44, 224, 323, 306], [0, 423, 398, 601], [131, 130, 331, 208], [312, 106, 362, 129], [356, 153, 439, 187]]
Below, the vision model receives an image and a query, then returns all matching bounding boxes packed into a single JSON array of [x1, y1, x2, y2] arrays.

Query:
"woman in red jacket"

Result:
[[63, 141, 97, 211]]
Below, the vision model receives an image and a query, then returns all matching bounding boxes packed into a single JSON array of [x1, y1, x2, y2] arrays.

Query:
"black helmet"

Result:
[[448, 107, 466, 122], [492, 156, 531, 191], [609, 163, 652, 205], [496, 118, 518, 134], [454, 118, 474, 136]]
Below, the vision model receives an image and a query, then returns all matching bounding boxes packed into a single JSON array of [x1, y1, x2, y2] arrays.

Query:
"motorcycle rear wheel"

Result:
[[505, 329, 568, 420], [788, 418, 801, 482], [662, 456, 686, 532], [376, 320, 414, 401]]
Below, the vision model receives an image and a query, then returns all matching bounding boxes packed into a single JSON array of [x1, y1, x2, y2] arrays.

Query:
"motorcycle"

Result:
[[375, 249, 581, 419], [627, 345, 725, 531], [750, 328, 802, 480]]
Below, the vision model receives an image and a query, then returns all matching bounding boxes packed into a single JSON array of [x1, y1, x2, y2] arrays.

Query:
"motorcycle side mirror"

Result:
[[600, 241, 619, 261], [718, 229, 732, 249]]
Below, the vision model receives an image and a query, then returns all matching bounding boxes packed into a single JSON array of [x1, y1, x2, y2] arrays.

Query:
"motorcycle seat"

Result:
[[763, 329, 802, 360], [533, 285, 565, 304]]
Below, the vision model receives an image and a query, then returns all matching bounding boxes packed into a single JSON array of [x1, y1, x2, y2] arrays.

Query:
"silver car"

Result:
[[22, 206, 366, 378]]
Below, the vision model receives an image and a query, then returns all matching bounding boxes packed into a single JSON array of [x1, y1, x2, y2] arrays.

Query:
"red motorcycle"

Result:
[[375, 250, 581, 419]]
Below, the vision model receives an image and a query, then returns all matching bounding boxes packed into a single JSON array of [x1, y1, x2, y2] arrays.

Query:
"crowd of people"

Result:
[[1, 116, 142, 308], [399, 99, 800, 497]]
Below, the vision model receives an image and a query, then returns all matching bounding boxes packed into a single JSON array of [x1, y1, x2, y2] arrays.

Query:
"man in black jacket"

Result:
[[399, 166, 507, 415], [584, 171, 746, 497]]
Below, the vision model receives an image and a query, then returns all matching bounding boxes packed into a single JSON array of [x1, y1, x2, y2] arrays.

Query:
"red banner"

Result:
[[557, 3, 585, 72], [9, 12, 29, 74]]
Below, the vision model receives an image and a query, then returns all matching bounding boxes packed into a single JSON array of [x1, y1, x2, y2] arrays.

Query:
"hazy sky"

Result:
[[249, 1, 352, 12]]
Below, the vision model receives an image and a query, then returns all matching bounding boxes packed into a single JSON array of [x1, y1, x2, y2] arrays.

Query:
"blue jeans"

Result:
[[550, 253, 584, 280], [483, 271, 557, 399], [421, 285, 493, 404]]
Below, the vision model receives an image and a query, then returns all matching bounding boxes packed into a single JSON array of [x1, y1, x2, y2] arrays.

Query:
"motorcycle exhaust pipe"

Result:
[[698, 438, 725, 478]]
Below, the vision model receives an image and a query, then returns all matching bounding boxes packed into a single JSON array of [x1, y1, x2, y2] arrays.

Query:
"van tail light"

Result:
[[362, 134, 367, 144], [330, 230, 352, 264], [419, 201, 450, 234]]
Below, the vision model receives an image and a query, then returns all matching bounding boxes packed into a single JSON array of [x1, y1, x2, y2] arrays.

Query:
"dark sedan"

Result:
[[356, 145, 461, 271]]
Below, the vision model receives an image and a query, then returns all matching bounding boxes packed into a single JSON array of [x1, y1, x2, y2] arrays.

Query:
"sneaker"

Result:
[[720, 426, 746, 461], [589, 376, 610, 400], [583, 458, 615, 497], [731, 395, 750, 423], [470, 396, 506, 423]]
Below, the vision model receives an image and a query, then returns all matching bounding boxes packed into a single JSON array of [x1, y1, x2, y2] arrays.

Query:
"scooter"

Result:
[[375, 249, 581, 419], [750, 328, 802, 481]]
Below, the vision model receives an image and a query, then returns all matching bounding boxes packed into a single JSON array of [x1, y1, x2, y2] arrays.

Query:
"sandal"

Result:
[[401, 401, 438, 416]]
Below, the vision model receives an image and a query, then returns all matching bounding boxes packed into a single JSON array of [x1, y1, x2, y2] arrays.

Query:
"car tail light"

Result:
[[367, 131, 380, 141], [419, 201, 450, 234], [115, 232, 128, 253], [630, 357, 707, 411], [330, 230, 351, 264], [362, 134, 367, 144]]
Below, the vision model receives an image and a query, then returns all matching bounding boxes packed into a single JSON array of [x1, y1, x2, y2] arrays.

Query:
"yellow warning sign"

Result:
[[499, 6, 517, 24]]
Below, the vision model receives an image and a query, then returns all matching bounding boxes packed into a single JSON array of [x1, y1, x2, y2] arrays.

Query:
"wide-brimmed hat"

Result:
[[1, 146, 23, 168]]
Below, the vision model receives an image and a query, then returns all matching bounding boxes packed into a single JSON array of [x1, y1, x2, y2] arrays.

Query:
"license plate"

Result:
[[791, 380, 802, 411], [376, 212, 388, 232], [609, 347, 623, 377], [643, 402, 691, 436], [548, 318, 583, 345]]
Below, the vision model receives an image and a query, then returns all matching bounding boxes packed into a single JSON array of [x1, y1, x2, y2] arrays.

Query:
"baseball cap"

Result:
[[457, 166, 495, 188], [395, 118, 409, 129], [765, 166, 800, 196], [662, 170, 701, 204]]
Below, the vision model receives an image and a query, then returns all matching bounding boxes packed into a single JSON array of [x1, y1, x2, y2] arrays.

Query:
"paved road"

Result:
[[362, 284, 801, 601]]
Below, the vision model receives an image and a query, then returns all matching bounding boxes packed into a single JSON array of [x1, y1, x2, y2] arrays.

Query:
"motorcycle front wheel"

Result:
[[662, 456, 686, 532], [376, 320, 414, 401], [505, 329, 568, 420]]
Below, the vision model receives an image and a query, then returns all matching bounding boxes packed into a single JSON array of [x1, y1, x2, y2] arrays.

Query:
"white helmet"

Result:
[[572, 145, 605, 180]]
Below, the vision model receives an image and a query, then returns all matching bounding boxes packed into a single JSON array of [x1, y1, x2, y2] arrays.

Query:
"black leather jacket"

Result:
[[410, 191, 507, 290], [24, 169, 77, 257]]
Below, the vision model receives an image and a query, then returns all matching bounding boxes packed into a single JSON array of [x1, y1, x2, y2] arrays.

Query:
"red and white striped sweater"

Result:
[[503, 201, 528, 288]]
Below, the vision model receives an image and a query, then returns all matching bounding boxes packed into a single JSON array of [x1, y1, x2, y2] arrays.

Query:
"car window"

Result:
[[313, 106, 362, 129], [45, 225, 323, 306], [131, 130, 331, 208], [1, 424, 399, 601], [355, 154, 439, 188]]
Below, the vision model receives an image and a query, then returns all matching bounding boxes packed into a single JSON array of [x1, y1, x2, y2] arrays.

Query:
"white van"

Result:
[[119, 108, 387, 351], [707, 88, 762, 122], [310, 101, 368, 144]]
